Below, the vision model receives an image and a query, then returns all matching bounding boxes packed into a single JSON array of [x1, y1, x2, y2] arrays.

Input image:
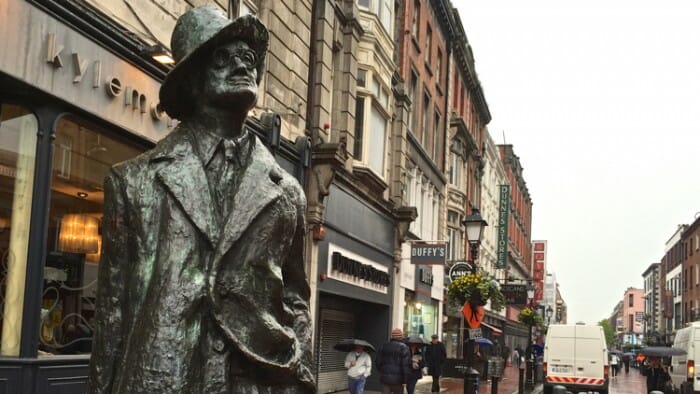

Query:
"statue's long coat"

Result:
[[87, 125, 314, 393]]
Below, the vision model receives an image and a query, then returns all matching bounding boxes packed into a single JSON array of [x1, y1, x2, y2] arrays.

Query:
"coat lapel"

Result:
[[154, 130, 219, 247], [211, 136, 283, 265]]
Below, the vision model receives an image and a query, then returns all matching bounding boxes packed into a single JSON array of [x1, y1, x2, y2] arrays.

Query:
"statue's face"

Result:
[[200, 40, 259, 112]]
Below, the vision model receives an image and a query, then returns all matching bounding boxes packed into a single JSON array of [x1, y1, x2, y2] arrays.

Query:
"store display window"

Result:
[[39, 115, 144, 355], [0, 104, 38, 356], [403, 291, 439, 340]]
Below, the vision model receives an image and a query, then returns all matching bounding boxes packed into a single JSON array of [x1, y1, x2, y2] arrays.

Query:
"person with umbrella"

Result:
[[641, 356, 670, 393], [424, 334, 447, 393], [344, 343, 372, 394], [405, 336, 426, 394]]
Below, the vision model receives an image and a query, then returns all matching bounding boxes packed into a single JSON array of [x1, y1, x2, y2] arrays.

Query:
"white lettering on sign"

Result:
[[411, 247, 446, 257]]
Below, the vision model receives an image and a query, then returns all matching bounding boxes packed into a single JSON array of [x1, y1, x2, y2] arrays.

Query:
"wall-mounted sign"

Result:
[[410, 242, 446, 265], [419, 268, 434, 286], [327, 244, 389, 294], [448, 262, 472, 282], [500, 284, 527, 305], [497, 185, 510, 269]]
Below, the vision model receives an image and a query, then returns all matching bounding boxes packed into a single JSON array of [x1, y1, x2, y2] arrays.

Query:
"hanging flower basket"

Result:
[[446, 271, 505, 312], [518, 307, 544, 328]]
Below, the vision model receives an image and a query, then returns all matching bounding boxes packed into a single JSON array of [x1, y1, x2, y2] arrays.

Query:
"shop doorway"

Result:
[[317, 309, 355, 393]]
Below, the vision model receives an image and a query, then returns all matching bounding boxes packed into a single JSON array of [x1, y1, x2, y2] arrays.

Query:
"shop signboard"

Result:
[[410, 242, 447, 265], [468, 328, 483, 339], [448, 262, 472, 282], [496, 185, 510, 268], [501, 284, 528, 305]]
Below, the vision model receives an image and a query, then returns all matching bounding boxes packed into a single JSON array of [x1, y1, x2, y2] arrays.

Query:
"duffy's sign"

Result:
[[410, 242, 447, 265]]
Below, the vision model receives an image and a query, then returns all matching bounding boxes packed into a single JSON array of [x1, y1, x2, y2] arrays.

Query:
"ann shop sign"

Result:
[[410, 242, 447, 265]]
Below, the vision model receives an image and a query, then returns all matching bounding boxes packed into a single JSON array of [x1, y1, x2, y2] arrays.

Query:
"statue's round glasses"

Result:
[[211, 47, 257, 69]]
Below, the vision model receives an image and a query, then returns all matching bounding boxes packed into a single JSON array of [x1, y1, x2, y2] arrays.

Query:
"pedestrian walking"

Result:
[[424, 334, 447, 393], [377, 328, 412, 394], [345, 345, 372, 394], [513, 348, 521, 368], [610, 354, 619, 378], [406, 342, 424, 394], [623, 354, 631, 374], [641, 357, 670, 393]]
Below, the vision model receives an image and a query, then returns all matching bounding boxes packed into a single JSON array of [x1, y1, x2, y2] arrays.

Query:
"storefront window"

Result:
[[39, 115, 143, 355], [403, 291, 438, 340], [0, 104, 38, 356]]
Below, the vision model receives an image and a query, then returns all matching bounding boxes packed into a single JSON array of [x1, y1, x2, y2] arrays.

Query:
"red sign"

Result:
[[462, 302, 485, 329]]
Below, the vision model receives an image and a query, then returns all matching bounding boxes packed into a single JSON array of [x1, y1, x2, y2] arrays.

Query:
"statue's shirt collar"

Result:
[[187, 124, 250, 168]]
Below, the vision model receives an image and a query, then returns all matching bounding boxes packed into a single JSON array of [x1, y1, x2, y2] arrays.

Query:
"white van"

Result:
[[543, 324, 609, 394], [670, 321, 700, 393]]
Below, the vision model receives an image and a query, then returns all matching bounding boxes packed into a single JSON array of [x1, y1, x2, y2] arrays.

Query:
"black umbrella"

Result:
[[405, 335, 428, 345], [608, 349, 623, 355], [333, 338, 376, 353], [639, 346, 686, 357]]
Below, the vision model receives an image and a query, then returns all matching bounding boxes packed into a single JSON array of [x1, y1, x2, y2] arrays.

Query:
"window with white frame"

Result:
[[354, 70, 389, 178], [407, 167, 440, 240], [447, 211, 463, 262], [449, 140, 464, 189], [357, 0, 393, 34]]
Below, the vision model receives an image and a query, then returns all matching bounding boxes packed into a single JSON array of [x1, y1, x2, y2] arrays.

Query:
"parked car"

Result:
[[543, 324, 609, 394]]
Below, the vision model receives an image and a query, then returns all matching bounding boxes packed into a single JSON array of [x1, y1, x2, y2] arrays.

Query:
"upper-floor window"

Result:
[[409, 70, 419, 133], [432, 110, 440, 159], [421, 92, 430, 147], [354, 70, 389, 178], [425, 26, 432, 61], [412, 0, 420, 38], [449, 140, 464, 189], [436, 49, 442, 86], [629, 293, 634, 307], [358, 0, 393, 34]]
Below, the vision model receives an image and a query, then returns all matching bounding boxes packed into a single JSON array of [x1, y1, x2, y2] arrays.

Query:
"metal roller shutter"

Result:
[[317, 309, 355, 393]]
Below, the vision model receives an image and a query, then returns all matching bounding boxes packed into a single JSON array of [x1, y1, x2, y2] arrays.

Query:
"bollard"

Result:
[[518, 361, 525, 394]]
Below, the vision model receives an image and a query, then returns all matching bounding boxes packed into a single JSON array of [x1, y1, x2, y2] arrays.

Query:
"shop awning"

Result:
[[481, 322, 503, 336]]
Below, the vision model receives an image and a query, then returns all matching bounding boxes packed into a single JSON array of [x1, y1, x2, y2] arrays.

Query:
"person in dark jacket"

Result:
[[424, 334, 447, 393], [406, 342, 425, 394], [377, 328, 412, 394], [641, 357, 670, 393]]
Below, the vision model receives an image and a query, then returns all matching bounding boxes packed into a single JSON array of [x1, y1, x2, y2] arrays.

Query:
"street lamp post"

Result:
[[525, 284, 535, 389], [462, 208, 487, 394]]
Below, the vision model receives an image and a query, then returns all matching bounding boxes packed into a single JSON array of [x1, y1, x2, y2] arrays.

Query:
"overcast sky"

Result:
[[454, 1, 700, 324]]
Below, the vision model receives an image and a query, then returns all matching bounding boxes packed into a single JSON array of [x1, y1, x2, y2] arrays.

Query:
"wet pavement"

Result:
[[413, 365, 649, 394]]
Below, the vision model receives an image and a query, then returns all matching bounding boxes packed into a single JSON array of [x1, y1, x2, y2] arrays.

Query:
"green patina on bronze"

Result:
[[87, 6, 314, 393]]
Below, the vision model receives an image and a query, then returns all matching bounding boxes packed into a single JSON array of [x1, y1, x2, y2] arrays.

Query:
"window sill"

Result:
[[436, 83, 444, 97], [353, 165, 388, 195], [424, 61, 433, 77], [411, 36, 421, 54]]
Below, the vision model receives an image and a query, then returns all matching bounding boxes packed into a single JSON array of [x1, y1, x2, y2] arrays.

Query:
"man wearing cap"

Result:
[[425, 334, 447, 393], [87, 5, 313, 394], [376, 328, 412, 394]]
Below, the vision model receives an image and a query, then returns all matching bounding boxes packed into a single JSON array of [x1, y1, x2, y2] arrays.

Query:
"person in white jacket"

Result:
[[345, 345, 372, 394]]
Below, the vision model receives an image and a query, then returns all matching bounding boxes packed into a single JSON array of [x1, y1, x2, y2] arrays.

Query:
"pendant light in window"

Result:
[[58, 192, 99, 254]]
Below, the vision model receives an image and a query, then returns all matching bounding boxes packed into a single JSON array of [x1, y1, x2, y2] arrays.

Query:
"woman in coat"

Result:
[[406, 343, 425, 394]]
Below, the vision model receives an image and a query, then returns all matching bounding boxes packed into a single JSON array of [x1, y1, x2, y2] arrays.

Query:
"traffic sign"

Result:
[[448, 262, 472, 282], [462, 301, 485, 329], [468, 328, 483, 339]]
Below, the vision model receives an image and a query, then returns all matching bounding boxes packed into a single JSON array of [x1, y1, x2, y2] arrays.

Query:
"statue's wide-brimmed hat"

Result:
[[159, 6, 269, 119]]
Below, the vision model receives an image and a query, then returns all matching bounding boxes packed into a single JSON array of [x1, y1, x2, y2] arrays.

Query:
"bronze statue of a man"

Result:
[[87, 6, 314, 393]]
